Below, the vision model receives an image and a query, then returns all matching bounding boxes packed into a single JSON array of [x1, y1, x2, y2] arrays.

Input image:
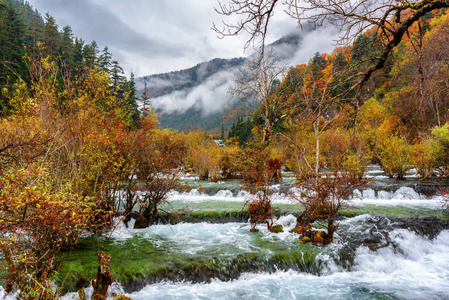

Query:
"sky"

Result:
[[29, 0, 338, 78]]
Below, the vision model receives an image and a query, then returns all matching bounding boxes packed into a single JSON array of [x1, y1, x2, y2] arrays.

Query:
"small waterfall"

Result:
[[120, 229, 449, 300], [57, 213, 449, 300], [10, 173, 449, 300]]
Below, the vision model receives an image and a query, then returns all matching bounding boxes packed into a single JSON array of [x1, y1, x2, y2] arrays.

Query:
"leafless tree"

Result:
[[229, 49, 288, 143], [214, 0, 449, 91]]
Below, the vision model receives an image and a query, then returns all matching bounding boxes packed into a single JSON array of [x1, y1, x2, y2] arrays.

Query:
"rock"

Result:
[[115, 295, 133, 300], [269, 224, 284, 233], [300, 236, 311, 243], [313, 231, 326, 244]]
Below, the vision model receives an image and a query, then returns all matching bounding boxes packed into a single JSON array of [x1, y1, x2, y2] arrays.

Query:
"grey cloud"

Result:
[[31, 0, 188, 65], [29, 0, 337, 78], [291, 25, 340, 65], [151, 69, 238, 115]]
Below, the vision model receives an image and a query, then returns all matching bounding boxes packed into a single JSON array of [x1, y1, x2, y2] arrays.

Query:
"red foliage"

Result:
[[244, 198, 273, 226]]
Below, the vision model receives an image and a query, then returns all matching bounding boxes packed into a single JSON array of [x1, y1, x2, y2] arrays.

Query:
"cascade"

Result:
[[3, 172, 449, 299]]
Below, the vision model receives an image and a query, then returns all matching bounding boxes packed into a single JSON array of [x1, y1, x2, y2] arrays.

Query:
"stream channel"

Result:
[[3, 166, 449, 299]]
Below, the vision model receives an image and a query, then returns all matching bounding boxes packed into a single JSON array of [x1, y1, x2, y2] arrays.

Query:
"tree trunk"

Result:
[[134, 207, 158, 229], [91, 252, 114, 300], [314, 120, 320, 184]]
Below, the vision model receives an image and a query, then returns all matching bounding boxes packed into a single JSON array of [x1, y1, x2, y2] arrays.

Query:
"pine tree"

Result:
[[0, 0, 27, 115], [141, 81, 151, 116], [110, 60, 126, 88], [311, 52, 325, 78], [98, 46, 112, 74], [72, 37, 84, 73], [43, 13, 59, 56], [82, 41, 97, 69], [59, 25, 74, 68], [124, 72, 140, 125], [24, 9, 43, 55]]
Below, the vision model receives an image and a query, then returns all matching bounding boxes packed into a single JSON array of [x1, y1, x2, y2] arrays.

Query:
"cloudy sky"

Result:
[[29, 0, 336, 77]]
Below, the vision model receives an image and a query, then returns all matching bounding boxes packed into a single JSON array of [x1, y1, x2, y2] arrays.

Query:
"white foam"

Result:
[[121, 229, 449, 300]]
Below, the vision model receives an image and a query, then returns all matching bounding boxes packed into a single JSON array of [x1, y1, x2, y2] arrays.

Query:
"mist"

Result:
[[144, 24, 339, 118], [151, 69, 239, 115]]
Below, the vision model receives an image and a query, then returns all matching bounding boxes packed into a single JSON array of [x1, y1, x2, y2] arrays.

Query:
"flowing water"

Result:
[[55, 215, 449, 300], [3, 168, 449, 299]]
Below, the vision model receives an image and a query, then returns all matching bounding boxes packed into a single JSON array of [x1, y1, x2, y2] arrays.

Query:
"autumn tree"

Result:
[[241, 142, 284, 232], [430, 123, 449, 176], [214, 0, 449, 96], [117, 128, 187, 229], [0, 164, 94, 299], [391, 11, 449, 131], [292, 175, 364, 244], [185, 131, 222, 181], [0, 45, 143, 296]]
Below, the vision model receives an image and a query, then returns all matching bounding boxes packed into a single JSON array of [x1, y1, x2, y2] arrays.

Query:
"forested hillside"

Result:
[[139, 57, 245, 98], [0, 0, 138, 120], [228, 7, 449, 179], [139, 31, 306, 131]]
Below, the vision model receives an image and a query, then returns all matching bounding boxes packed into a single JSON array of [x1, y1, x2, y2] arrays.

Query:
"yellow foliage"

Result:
[[357, 97, 388, 132], [185, 131, 221, 180], [378, 115, 407, 137], [375, 134, 410, 179], [410, 138, 438, 178]]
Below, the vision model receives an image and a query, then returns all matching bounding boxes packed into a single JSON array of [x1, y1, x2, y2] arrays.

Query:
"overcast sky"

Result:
[[29, 0, 336, 77]]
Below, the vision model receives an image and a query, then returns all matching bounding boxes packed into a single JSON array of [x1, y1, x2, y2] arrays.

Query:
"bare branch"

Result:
[[215, 0, 449, 92]]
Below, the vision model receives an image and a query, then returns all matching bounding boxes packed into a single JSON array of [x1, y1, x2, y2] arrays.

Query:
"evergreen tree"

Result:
[[110, 60, 126, 88], [58, 25, 74, 68], [140, 81, 152, 116], [72, 37, 84, 73], [311, 51, 325, 78], [42, 13, 59, 56], [0, 0, 27, 115], [24, 9, 43, 55], [82, 41, 97, 69], [228, 118, 252, 145], [124, 72, 140, 125], [98, 46, 112, 74]]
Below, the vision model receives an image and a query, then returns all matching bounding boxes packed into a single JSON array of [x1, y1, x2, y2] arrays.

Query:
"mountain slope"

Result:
[[137, 30, 309, 131]]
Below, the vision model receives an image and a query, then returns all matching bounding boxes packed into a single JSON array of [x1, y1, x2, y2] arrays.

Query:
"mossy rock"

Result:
[[300, 236, 311, 244], [115, 296, 133, 300], [249, 228, 260, 232], [313, 231, 325, 244], [269, 224, 284, 233]]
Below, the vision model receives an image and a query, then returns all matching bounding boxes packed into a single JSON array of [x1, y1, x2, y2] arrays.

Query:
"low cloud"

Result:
[[151, 69, 238, 115], [291, 25, 340, 65], [147, 24, 339, 117]]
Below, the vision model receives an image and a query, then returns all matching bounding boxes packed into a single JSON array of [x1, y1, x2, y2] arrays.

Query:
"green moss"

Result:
[[164, 200, 449, 223], [339, 205, 449, 220], [54, 199, 449, 292], [57, 224, 325, 292]]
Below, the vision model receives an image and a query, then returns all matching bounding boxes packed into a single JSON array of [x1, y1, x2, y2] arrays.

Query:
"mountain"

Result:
[[139, 57, 245, 98], [136, 30, 309, 132]]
